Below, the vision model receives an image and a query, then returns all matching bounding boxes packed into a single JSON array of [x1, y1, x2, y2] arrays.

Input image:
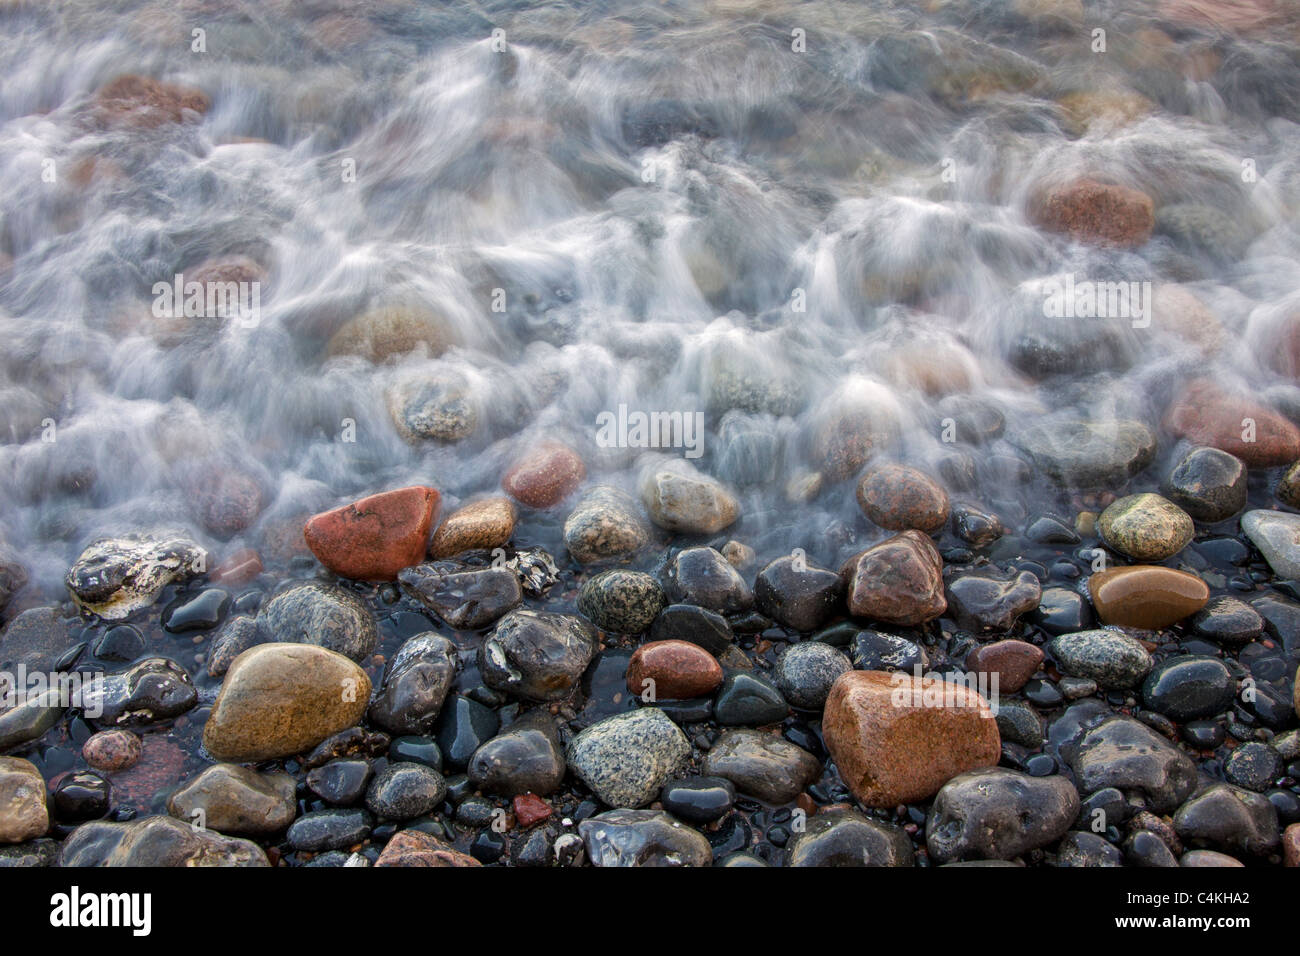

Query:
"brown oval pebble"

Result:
[[626, 640, 723, 700], [965, 639, 1044, 694], [503, 442, 586, 509], [1088, 565, 1209, 629], [429, 497, 516, 558], [82, 729, 143, 773], [856, 464, 950, 533]]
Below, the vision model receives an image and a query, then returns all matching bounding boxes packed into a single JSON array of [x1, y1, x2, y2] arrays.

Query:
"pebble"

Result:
[[202, 643, 372, 762], [513, 794, 553, 828], [1279, 460, 1300, 510], [1224, 742, 1282, 792], [1088, 565, 1209, 629], [374, 828, 480, 867], [0, 757, 48, 843], [649, 604, 733, 655], [82, 729, 142, 772], [579, 809, 711, 867], [699, 729, 821, 805], [1189, 596, 1264, 645], [1173, 783, 1281, 858], [1068, 716, 1197, 813], [855, 464, 950, 533], [578, 570, 665, 634], [660, 776, 735, 824], [1181, 849, 1245, 867], [1049, 629, 1152, 689], [1166, 381, 1300, 466], [303, 485, 440, 581], [59, 815, 267, 866], [566, 709, 690, 808], [1140, 655, 1235, 722], [502, 441, 586, 509], [626, 640, 723, 700], [286, 809, 374, 853], [326, 303, 457, 363], [306, 759, 373, 805], [1243, 509, 1300, 580], [434, 696, 500, 771], [1057, 831, 1123, 867], [166, 764, 296, 835], [563, 486, 652, 564], [65, 533, 206, 620], [713, 672, 789, 726], [841, 530, 947, 625], [996, 700, 1044, 748], [364, 763, 447, 821], [88, 657, 198, 727], [399, 563, 523, 629], [754, 554, 843, 632], [965, 640, 1043, 693], [206, 616, 263, 678], [944, 567, 1042, 632], [1098, 493, 1195, 561], [386, 372, 477, 443], [823, 670, 1000, 807], [926, 767, 1079, 862], [1163, 447, 1248, 522], [952, 503, 1004, 546], [1029, 178, 1154, 247], [479, 609, 596, 702], [849, 630, 926, 672], [1012, 419, 1155, 489], [640, 465, 740, 535], [256, 581, 379, 662], [774, 642, 852, 710], [367, 633, 458, 735], [786, 807, 913, 867], [91, 625, 144, 665], [429, 497, 516, 558], [662, 547, 753, 614], [467, 711, 566, 796]]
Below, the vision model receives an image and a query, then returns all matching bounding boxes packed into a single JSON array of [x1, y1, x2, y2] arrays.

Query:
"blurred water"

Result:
[[2, 0, 1299, 595]]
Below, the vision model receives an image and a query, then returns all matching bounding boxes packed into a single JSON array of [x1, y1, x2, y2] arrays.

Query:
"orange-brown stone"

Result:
[[429, 497, 516, 558], [823, 670, 1000, 808], [304, 485, 440, 581], [856, 463, 950, 533], [626, 640, 723, 700], [503, 442, 586, 509], [1088, 565, 1210, 629], [374, 829, 481, 867], [1030, 178, 1155, 248], [841, 530, 947, 625], [965, 639, 1044, 694], [1165, 380, 1300, 466], [92, 75, 210, 129]]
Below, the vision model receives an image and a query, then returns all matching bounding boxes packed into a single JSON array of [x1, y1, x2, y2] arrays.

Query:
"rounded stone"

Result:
[[774, 642, 852, 710], [502, 441, 586, 509], [1088, 565, 1209, 629], [82, 729, 142, 773], [1098, 493, 1195, 561], [626, 640, 723, 700], [1049, 630, 1152, 690], [856, 463, 950, 533], [926, 767, 1080, 863], [428, 498, 516, 558], [578, 570, 666, 634], [786, 807, 913, 867], [1163, 447, 1248, 522], [563, 486, 652, 565], [965, 640, 1043, 694], [256, 581, 379, 662], [202, 643, 372, 762], [166, 764, 297, 836], [480, 610, 596, 702], [1141, 655, 1236, 722], [566, 709, 691, 808], [364, 763, 448, 821]]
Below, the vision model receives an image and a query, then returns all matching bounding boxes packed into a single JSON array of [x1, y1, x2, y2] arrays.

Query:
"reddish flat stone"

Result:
[[1165, 380, 1300, 466], [823, 670, 1000, 808], [627, 640, 723, 700], [502, 442, 585, 509], [1030, 178, 1154, 248], [965, 639, 1044, 694], [513, 793, 553, 828], [374, 829, 481, 867], [303, 486, 440, 581], [211, 548, 263, 587]]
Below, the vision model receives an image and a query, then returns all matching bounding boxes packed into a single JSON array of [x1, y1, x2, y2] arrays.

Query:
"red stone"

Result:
[[303, 485, 440, 581], [92, 75, 210, 129], [1164, 380, 1300, 466], [211, 548, 263, 587], [840, 530, 947, 625], [513, 793, 553, 828], [965, 639, 1044, 694], [627, 640, 723, 700], [1030, 178, 1154, 248], [502, 442, 585, 509]]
